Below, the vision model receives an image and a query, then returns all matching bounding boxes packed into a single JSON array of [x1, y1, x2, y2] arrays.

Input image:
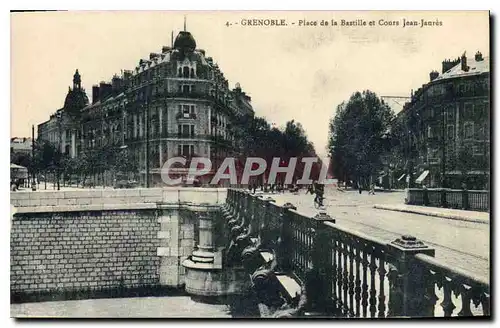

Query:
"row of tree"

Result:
[[11, 140, 139, 189], [233, 115, 322, 184], [328, 90, 394, 189], [12, 115, 319, 188], [327, 89, 486, 189]]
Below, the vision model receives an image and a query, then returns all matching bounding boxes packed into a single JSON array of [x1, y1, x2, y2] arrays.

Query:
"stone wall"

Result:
[[10, 187, 226, 209], [10, 188, 226, 301], [11, 209, 159, 296]]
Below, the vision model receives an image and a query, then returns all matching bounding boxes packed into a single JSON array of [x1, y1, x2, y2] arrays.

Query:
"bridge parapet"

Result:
[[224, 189, 490, 318]]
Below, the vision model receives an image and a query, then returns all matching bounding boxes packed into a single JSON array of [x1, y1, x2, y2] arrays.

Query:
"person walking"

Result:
[[369, 184, 375, 195]]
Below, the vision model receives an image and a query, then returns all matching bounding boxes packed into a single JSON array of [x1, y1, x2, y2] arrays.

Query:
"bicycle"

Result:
[[313, 194, 325, 209]]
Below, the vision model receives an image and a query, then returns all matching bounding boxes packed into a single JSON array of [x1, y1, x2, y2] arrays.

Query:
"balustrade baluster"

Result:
[[422, 268, 438, 317], [480, 293, 490, 316], [440, 277, 456, 317], [378, 253, 386, 318], [369, 251, 378, 318], [337, 239, 344, 315], [354, 244, 361, 317], [361, 247, 369, 318], [342, 237, 349, 316], [331, 233, 338, 311], [457, 285, 473, 317], [348, 237, 355, 317]]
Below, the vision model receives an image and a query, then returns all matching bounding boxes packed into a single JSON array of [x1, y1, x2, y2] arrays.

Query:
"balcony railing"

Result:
[[175, 112, 197, 120]]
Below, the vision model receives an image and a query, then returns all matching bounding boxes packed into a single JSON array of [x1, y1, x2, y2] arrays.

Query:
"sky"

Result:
[[10, 11, 489, 157]]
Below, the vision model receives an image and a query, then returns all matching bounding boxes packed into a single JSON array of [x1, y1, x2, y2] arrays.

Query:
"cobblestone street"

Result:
[[270, 187, 490, 279]]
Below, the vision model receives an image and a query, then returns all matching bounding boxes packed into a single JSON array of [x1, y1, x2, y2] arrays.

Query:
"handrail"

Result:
[[224, 189, 491, 318], [323, 221, 388, 248], [414, 253, 490, 288]]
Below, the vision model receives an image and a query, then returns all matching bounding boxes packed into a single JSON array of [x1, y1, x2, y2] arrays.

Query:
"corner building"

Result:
[[400, 51, 490, 189], [38, 30, 254, 186]]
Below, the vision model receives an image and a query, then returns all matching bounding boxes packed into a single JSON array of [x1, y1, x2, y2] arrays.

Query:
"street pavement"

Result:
[[269, 187, 490, 280], [11, 296, 232, 318], [374, 204, 489, 224]]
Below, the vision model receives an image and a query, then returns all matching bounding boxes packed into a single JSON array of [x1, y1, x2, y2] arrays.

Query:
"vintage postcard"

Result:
[[10, 11, 490, 318]]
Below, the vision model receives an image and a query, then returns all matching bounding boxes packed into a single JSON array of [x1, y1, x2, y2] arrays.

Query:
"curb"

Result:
[[373, 205, 489, 225]]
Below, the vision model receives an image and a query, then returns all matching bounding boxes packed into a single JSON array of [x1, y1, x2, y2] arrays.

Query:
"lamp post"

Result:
[[441, 109, 447, 188], [55, 111, 62, 191], [31, 125, 36, 191], [145, 99, 150, 188]]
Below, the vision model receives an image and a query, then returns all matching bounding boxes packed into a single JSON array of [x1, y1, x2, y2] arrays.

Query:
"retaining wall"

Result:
[[10, 188, 226, 302]]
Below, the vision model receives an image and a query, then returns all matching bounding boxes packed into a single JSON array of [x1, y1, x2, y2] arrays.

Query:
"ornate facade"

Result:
[[38, 30, 254, 186], [400, 51, 490, 189]]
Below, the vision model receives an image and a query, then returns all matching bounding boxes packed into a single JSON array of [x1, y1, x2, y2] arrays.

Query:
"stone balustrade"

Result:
[[406, 188, 489, 212], [224, 189, 491, 318]]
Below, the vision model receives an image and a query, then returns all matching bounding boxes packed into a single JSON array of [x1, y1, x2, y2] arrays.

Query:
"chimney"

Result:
[[150, 53, 160, 61], [429, 70, 439, 82], [111, 75, 122, 92], [92, 85, 100, 104], [442, 57, 461, 74], [475, 51, 484, 61], [99, 82, 113, 100], [123, 70, 132, 80], [461, 52, 469, 72]]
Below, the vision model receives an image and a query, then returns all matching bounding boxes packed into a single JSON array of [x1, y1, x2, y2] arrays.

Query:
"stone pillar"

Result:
[[159, 107, 163, 136], [387, 235, 436, 317], [182, 204, 248, 298], [190, 212, 215, 264], [133, 114, 138, 138], [159, 143, 163, 170], [157, 207, 180, 287], [71, 131, 76, 158]]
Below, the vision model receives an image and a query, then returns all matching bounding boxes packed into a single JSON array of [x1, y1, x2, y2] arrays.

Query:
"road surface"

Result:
[[270, 187, 490, 280]]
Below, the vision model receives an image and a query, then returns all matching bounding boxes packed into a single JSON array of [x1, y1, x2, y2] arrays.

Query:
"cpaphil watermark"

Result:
[[160, 157, 336, 186]]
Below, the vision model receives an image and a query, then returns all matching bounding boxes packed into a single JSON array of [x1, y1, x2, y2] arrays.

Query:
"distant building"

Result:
[[10, 137, 32, 155], [398, 51, 490, 189], [37, 28, 254, 186]]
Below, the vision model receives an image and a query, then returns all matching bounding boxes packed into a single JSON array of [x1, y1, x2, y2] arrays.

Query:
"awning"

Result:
[[415, 170, 430, 184], [397, 173, 406, 181], [10, 163, 27, 170]]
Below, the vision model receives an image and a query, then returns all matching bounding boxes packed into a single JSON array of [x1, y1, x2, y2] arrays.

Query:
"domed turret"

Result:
[[173, 31, 196, 52]]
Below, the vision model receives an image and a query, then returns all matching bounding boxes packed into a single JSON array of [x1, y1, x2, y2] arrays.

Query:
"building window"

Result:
[[183, 67, 190, 78], [178, 144, 194, 157], [464, 103, 473, 116], [178, 124, 194, 137], [464, 122, 474, 140], [447, 124, 454, 139]]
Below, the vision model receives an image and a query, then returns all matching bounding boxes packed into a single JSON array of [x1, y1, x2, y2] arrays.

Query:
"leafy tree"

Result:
[[232, 115, 320, 185], [328, 90, 394, 188]]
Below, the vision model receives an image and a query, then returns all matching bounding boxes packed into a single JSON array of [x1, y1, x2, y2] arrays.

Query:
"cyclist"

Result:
[[313, 181, 325, 207]]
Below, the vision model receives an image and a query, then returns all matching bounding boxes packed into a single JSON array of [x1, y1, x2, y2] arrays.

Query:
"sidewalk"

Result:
[[11, 296, 232, 318], [373, 204, 489, 224]]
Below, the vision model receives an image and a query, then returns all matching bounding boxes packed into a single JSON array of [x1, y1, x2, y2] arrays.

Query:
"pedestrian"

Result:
[[369, 184, 375, 195], [358, 183, 362, 194]]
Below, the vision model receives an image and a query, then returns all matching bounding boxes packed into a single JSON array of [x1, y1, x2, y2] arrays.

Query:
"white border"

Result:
[[2, 1, 498, 327]]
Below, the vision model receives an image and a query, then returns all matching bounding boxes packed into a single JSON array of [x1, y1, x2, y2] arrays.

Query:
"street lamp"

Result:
[[31, 125, 36, 191], [55, 111, 62, 191], [144, 99, 150, 188]]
